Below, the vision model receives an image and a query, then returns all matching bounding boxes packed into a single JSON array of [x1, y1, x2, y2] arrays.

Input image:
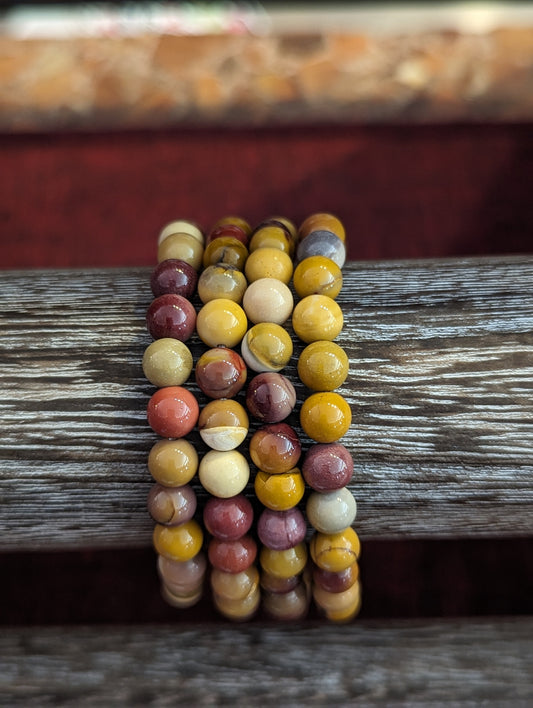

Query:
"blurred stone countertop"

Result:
[[1, 3, 533, 131]]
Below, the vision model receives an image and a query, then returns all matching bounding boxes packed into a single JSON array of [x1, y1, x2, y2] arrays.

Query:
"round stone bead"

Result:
[[257, 507, 307, 550], [325, 593, 362, 623], [197, 264, 247, 304], [313, 579, 361, 614], [241, 323, 293, 373], [150, 259, 198, 299], [254, 469, 305, 511], [259, 542, 308, 579], [297, 340, 349, 392], [262, 583, 309, 621], [296, 231, 346, 269], [142, 338, 193, 388], [249, 225, 293, 254], [307, 487, 357, 534], [244, 247, 293, 284], [199, 449, 250, 498], [260, 571, 300, 594], [158, 232, 204, 271], [196, 299, 247, 348], [206, 223, 250, 247], [208, 535, 257, 573], [146, 386, 199, 438], [210, 566, 259, 601], [302, 443, 354, 491], [300, 392, 351, 443], [146, 294, 197, 342], [268, 215, 297, 241], [211, 215, 252, 237], [213, 584, 260, 621], [242, 278, 293, 325], [313, 560, 359, 594], [157, 552, 207, 594], [153, 519, 203, 562], [249, 423, 301, 474], [195, 346, 247, 399], [148, 438, 198, 487], [293, 255, 343, 299], [246, 373, 296, 423], [161, 583, 203, 609], [292, 294, 343, 344], [158, 219, 204, 246], [203, 494, 254, 541], [309, 527, 361, 573], [147, 483, 197, 526], [299, 212, 346, 243], [198, 399, 249, 451], [202, 237, 249, 271]]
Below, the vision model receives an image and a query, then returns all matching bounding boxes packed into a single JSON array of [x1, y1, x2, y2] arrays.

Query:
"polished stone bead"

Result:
[[202, 236, 249, 271], [302, 443, 354, 491], [254, 468, 305, 511], [148, 438, 199, 487], [257, 507, 307, 550], [312, 560, 359, 594], [210, 566, 259, 601], [147, 483, 197, 526], [292, 294, 343, 344], [267, 215, 297, 241], [300, 392, 351, 443], [153, 519, 203, 562], [198, 449, 250, 498], [206, 223, 250, 246], [158, 232, 204, 271], [242, 277, 293, 325], [260, 571, 300, 594], [313, 578, 361, 614], [244, 247, 293, 284], [293, 255, 343, 299], [146, 386, 199, 438], [259, 542, 308, 579], [307, 487, 357, 534], [150, 259, 198, 299], [203, 494, 254, 541], [249, 423, 301, 474], [157, 552, 207, 594], [195, 346, 247, 399], [310, 527, 361, 573], [296, 230, 346, 269], [142, 338, 193, 388], [197, 263, 247, 304], [158, 219, 204, 246], [241, 322, 293, 373], [324, 584, 362, 623], [213, 584, 260, 621], [262, 582, 309, 621], [249, 225, 293, 254], [198, 399, 249, 451], [297, 340, 349, 392], [298, 212, 346, 243], [208, 535, 257, 573], [210, 215, 252, 237], [161, 583, 203, 609], [196, 299, 247, 348], [245, 373, 296, 423], [146, 294, 197, 342]]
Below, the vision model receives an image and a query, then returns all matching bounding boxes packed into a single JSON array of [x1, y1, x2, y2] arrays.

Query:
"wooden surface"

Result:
[[1, 619, 532, 705], [1, 256, 532, 550]]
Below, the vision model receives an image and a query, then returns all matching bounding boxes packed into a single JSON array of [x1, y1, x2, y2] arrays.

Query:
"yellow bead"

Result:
[[158, 219, 204, 246], [300, 392, 351, 443], [313, 577, 361, 613], [148, 438, 198, 487], [241, 323, 293, 373], [142, 338, 193, 388], [196, 299, 248, 348], [299, 212, 346, 243], [157, 232, 204, 271], [292, 295, 343, 343], [210, 566, 259, 601], [211, 215, 252, 236], [153, 520, 203, 562], [197, 264, 247, 304], [297, 340, 349, 392], [254, 468, 305, 511], [310, 527, 361, 573], [202, 237, 248, 271], [249, 226, 292, 255], [323, 582, 362, 623], [259, 542, 308, 579], [245, 247, 293, 284], [293, 256, 343, 299], [213, 584, 261, 621]]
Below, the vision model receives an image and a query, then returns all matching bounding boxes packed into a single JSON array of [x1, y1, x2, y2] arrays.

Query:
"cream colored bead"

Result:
[[242, 278, 294, 324], [306, 487, 357, 534], [142, 338, 193, 388], [157, 232, 204, 271], [158, 220, 204, 246], [199, 449, 250, 498]]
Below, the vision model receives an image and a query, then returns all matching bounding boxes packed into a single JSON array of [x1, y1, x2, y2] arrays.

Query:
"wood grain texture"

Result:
[[1, 619, 531, 705], [0, 257, 532, 550]]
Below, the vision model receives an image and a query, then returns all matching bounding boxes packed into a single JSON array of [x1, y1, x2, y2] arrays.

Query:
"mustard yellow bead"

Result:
[[157, 232, 204, 271], [211, 215, 252, 236], [300, 392, 351, 443], [325, 590, 362, 623], [293, 256, 343, 299], [202, 237, 248, 271], [241, 323, 293, 373], [210, 566, 260, 601], [254, 468, 305, 511], [297, 340, 349, 392], [158, 219, 204, 246], [310, 527, 361, 573], [142, 338, 193, 388], [292, 295, 343, 344], [249, 226, 292, 254], [259, 542, 308, 579], [270, 215, 297, 240], [245, 247, 293, 284], [196, 299, 248, 348], [148, 438, 198, 487], [313, 577, 361, 614], [213, 584, 261, 621], [153, 520, 203, 562], [299, 212, 346, 243]]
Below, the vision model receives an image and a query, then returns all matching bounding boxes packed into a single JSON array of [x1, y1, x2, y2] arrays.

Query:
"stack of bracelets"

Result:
[[143, 213, 360, 622]]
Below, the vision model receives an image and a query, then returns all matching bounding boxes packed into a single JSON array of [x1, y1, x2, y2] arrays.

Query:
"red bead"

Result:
[[302, 443, 354, 491], [203, 495, 254, 541], [147, 386, 199, 438], [257, 508, 307, 550], [208, 535, 257, 573], [150, 259, 198, 298], [146, 294, 196, 342]]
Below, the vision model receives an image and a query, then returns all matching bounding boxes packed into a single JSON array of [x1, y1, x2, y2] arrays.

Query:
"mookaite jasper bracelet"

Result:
[[143, 213, 360, 622]]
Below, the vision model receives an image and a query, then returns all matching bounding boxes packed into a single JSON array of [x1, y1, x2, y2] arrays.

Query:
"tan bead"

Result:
[[199, 449, 250, 498], [313, 579, 361, 615], [148, 439, 198, 487], [158, 219, 204, 246], [210, 566, 260, 601], [161, 582, 203, 609], [263, 582, 310, 620], [157, 232, 204, 271], [197, 264, 247, 304], [242, 278, 294, 325], [147, 483, 197, 526], [198, 399, 249, 451], [157, 552, 207, 594], [142, 338, 193, 388], [213, 584, 261, 621], [298, 212, 346, 242]]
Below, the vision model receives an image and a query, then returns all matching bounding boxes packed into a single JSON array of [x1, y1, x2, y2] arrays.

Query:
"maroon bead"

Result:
[[249, 423, 301, 474], [146, 294, 196, 342], [206, 224, 249, 247], [203, 494, 254, 541], [260, 571, 301, 594], [312, 561, 359, 593], [257, 508, 307, 551], [195, 347, 247, 399], [302, 443, 354, 492], [150, 259, 198, 298], [246, 373, 296, 423], [208, 535, 257, 573]]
